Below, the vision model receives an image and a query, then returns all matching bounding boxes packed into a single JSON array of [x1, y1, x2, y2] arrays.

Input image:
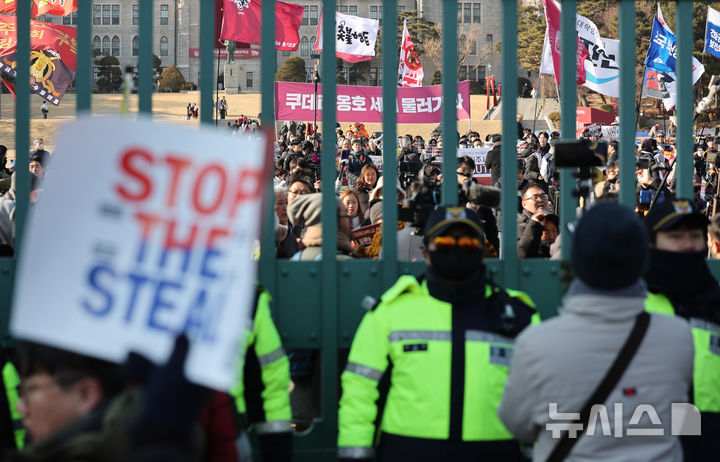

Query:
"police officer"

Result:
[[231, 285, 293, 462], [643, 198, 720, 459], [338, 206, 537, 461]]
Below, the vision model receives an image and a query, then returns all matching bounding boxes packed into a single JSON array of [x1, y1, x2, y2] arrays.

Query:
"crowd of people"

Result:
[[0, 113, 717, 462]]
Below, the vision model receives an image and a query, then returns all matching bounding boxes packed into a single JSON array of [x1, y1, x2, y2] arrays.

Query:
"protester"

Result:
[[500, 202, 693, 462]]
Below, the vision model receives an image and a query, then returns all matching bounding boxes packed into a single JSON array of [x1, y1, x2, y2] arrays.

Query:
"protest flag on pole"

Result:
[[397, 19, 423, 87], [313, 11, 379, 63], [220, 0, 303, 51], [705, 6, 720, 60]]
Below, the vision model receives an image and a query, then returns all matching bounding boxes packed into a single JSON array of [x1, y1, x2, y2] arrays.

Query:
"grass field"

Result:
[[0, 91, 501, 154]]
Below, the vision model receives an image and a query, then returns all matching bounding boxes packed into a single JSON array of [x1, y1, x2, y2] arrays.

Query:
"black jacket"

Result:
[[485, 143, 502, 188], [517, 209, 544, 258]]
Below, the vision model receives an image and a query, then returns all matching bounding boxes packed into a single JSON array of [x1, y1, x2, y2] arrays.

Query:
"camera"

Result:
[[554, 139, 608, 168]]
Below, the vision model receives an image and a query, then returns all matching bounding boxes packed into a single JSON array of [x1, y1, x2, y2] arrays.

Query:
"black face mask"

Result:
[[429, 248, 484, 282], [645, 247, 720, 322]]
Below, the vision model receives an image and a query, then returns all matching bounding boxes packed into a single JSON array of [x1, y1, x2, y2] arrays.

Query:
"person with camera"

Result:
[[338, 206, 537, 462], [458, 155, 500, 252], [346, 138, 374, 190], [643, 198, 720, 460]]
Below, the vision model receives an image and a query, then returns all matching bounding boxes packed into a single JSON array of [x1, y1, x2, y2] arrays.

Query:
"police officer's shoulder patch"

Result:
[[380, 275, 422, 305]]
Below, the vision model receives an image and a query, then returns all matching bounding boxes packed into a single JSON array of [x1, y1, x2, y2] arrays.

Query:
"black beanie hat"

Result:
[[571, 202, 649, 290]]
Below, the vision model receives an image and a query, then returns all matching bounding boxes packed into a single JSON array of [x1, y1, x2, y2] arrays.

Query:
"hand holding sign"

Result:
[[11, 116, 268, 389]]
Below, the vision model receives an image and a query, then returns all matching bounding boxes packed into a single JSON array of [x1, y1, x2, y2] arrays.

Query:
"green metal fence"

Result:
[[1, 0, 715, 460]]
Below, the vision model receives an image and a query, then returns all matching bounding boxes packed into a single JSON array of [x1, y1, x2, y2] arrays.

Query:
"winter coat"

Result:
[[498, 280, 693, 462]]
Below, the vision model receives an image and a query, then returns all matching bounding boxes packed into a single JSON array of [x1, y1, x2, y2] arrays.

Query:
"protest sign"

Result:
[[11, 116, 268, 390], [275, 81, 471, 123], [352, 223, 381, 247], [431, 147, 492, 185]]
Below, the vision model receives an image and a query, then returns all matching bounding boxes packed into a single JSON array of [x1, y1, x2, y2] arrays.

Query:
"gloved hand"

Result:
[[130, 335, 210, 450], [258, 431, 293, 462]]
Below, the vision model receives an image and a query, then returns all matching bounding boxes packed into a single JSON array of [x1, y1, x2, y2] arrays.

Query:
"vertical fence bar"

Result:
[[382, 0, 398, 286], [559, 0, 577, 259], [320, 0, 338, 444], [441, 1, 458, 205], [618, 0, 635, 209], [138, 0, 153, 113], [501, 0, 518, 285], [199, 0, 214, 125], [676, 0, 693, 199], [76, 0, 92, 111], [14, 0, 31, 255], [259, 0, 278, 301]]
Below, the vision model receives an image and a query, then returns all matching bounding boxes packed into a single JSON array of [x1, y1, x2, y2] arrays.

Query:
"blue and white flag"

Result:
[[705, 6, 720, 60], [642, 5, 704, 110]]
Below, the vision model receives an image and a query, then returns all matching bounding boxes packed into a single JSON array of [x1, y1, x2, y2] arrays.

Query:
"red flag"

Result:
[[220, 0, 303, 51], [490, 75, 498, 107], [397, 19, 423, 87], [542, 0, 588, 85], [485, 77, 490, 110], [0, 1, 77, 17], [0, 17, 78, 105]]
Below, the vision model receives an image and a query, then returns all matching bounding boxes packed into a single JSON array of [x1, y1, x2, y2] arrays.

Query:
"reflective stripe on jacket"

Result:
[[338, 274, 536, 455], [645, 292, 720, 412]]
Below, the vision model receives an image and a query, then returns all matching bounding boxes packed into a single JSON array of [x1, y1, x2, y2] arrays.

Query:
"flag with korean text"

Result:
[[220, 0, 303, 51], [705, 6, 720, 60], [642, 4, 704, 111], [397, 19, 423, 87], [0, 0, 77, 17], [0, 17, 77, 105], [313, 11, 379, 63], [541, 0, 588, 86]]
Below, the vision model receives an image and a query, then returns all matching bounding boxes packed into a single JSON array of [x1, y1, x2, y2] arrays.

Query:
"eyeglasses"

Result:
[[524, 193, 548, 201], [432, 235, 481, 252]]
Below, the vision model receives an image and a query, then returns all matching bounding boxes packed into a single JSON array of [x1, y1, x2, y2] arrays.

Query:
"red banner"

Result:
[[275, 81, 471, 123], [0, 17, 77, 70], [189, 48, 260, 59], [0, 0, 77, 17], [220, 0, 303, 51], [542, 0, 588, 85]]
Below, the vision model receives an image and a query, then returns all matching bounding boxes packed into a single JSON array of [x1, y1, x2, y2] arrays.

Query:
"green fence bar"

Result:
[[76, 0, 91, 111], [559, 0, 577, 259], [14, 0, 30, 257], [259, 0, 278, 306], [138, 0, 153, 113], [320, 0, 339, 448], [440, 1, 458, 205], [199, 0, 214, 125], [500, 0, 518, 286], [381, 0, 398, 286], [618, 0, 636, 209], [676, 0, 693, 199]]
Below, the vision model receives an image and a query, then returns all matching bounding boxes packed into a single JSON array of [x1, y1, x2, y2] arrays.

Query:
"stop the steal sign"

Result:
[[12, 116, 269, 389]]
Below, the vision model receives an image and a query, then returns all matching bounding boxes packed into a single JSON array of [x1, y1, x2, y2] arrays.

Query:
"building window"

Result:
[[349, 5, 357, 15], [93, 66, 100, 86], [463, 3, 471, 23], [160, 4, 168, 25], [132, 36, 139, 56], [338, 5, 347, 13], [160, 36, 168, 56], [302, 5, 308, 25], [92, 36, 101, 54], [378, 67, 382, 85], [102, 5, 110, 25], [63, 11, 77, 25], [472, 3, 481, 23], [459, 66, 467, 81], [300, 37, 309, 57], [309, 5, 318, 25], [112, 5, 120, 25], [246, 72, 253, 88], [93, 5, 101, 25], [102, 36, 110, 56], [133, 4, 139, 25], [112, 36, 120, 56], [458, 35, 466, 52], [370, 67, 378, 86], [370, 5, 378, 19], [487, 34, 493, 43], [470, 39, 476, 55], [457, 3, 462, 21], [282, 50, 290, 57], [478, 66, 486, 81]]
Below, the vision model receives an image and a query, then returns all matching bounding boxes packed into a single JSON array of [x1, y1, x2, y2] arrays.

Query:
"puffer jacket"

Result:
[[498, 280, 693, 462]]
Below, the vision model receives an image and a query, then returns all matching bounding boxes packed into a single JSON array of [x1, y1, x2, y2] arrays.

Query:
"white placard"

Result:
[[11, 116, 268, 390]]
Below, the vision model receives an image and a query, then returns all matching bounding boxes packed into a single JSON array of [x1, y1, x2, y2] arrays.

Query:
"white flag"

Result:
[[313, 11, 379, 63], [397, 19, 424, 87]]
